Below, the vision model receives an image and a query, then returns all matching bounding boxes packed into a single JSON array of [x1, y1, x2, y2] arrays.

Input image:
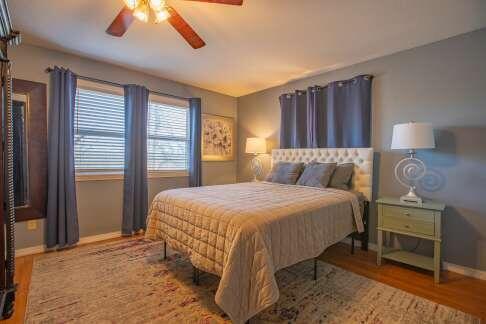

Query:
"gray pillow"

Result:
[[266, 162, 304, 184], [328, 163, 354, 190], [296, 162, 337, 188]]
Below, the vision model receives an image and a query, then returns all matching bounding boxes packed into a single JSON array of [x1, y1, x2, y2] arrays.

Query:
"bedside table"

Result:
[[376, 197, 445, 283]]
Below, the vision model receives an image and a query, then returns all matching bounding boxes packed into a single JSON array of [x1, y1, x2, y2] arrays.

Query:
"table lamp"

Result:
[[245, 137, 266, 181], [391, 122, 435, 205]]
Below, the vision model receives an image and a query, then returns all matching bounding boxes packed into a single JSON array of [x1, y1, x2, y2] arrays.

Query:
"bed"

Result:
[[145, 147, 373, 323]]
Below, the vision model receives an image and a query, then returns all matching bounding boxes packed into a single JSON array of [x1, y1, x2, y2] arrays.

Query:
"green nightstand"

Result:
[[376, 197, 446, 283]]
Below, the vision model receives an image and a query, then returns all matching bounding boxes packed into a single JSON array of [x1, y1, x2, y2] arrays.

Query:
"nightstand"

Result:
[[376, 197, 445, 283]]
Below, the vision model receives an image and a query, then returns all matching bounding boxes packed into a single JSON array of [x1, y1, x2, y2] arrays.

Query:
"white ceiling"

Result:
[[8, 0, 486, 97]]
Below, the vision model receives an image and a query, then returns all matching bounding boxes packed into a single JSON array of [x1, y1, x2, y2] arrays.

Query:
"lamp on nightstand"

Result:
[[245, 137, 266, 181], [391, 122, 435, 205]]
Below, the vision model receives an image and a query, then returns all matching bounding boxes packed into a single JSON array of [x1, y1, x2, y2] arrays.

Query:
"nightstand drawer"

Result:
[[382, 205, 435, 236], [383, 205, 435, 222]]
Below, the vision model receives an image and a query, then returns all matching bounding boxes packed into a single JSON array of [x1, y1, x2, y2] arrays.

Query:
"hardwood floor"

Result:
[[2, 254, 33, 324], [319, 244, 486, 320], [2, 239, 486, 323]]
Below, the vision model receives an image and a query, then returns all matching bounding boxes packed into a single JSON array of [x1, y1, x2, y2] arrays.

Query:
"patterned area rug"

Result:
[[25, 238, 479, 323]]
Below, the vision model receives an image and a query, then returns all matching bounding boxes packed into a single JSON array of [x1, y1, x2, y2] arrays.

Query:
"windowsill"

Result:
[[75, 170, 189, 182]]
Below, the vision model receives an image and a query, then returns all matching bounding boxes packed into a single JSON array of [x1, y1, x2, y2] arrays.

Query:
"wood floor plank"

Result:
[[319, 243, 486, 320], [3, 239, 485, 322], [3, 255, 33, 324]]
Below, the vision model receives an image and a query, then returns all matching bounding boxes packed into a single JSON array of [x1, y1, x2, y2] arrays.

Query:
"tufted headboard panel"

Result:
[[271, 148, 374, 201]]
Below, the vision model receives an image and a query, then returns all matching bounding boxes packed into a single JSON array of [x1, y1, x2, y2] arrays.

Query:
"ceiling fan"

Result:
[[106, 0, 243, 49]]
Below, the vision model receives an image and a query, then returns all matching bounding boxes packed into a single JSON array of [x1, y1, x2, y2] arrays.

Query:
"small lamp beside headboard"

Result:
[[245, 137, 267, 181]]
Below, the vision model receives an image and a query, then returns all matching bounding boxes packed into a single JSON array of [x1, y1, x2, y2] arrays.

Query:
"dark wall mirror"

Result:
[[13, 92, 30, 207], [13, 79, 47, 222]]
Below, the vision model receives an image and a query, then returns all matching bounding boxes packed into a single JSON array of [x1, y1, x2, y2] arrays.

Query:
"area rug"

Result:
[[25, 238, 479, 323]]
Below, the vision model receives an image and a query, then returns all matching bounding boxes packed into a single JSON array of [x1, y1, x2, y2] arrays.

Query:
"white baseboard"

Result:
[[340, 238, 486, 281], [15, 245, 46, 257], [443, 262, 486, 281], [16, 231, 122, 257], [78, 231, 122, 245]]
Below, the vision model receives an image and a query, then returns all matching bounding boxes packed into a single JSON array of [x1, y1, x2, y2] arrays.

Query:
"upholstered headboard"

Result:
[[271, 148, 374, 201]]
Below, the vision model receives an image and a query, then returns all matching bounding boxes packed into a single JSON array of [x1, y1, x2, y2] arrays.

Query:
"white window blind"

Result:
[[74, 84, 189, 173], [147, 100, 188, 171], [74, 87, 125, 171]]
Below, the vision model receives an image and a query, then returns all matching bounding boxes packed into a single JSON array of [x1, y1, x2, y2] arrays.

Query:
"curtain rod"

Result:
[[281, 74, 373, 97], [44, 67, 191, 101]]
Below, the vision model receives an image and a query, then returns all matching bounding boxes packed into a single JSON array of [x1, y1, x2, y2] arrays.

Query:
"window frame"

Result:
[[147, 93, 190, 176], [74, 80, 189, 182]]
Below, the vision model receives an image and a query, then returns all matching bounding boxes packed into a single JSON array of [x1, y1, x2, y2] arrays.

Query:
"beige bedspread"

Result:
[[145, 182, 363, 323]]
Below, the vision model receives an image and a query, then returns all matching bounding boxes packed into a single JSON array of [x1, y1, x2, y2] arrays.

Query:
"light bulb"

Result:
[[133, 3, 149, 22], [155, 8, 170, 23], [149, 0, 165, 11], [123, 0, 141, 10]]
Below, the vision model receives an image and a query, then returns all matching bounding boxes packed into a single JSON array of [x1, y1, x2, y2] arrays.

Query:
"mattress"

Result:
[[145, 181, 363, 323]]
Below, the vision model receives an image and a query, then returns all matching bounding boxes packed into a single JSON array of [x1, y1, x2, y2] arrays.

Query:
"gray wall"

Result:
[[237, 28, 486, 271], [11, 43, 237, 249]]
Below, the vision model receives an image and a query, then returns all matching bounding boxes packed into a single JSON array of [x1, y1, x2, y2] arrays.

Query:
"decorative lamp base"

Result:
[[400, 186, 423, 206], [395, 150, 426, 206], [250, 155, 263, 182]]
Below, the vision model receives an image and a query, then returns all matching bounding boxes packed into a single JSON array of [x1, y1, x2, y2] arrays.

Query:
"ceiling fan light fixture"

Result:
[[123, 0, 141, 10], [149, 0, 166, 11], [155, 8, 170, 23], [110, 0, 241, 47], [133, 2, 150, 22]]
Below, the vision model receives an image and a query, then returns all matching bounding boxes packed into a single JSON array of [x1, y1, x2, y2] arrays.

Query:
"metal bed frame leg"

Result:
[[348, 200, 369, 255], [313, 258, 318, 280], [351, 236, 355, 254], [193, 266, 200, 285], [361, 201, 370, 251]]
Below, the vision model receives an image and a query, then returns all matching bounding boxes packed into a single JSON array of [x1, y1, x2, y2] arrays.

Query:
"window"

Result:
[[148, 99, 189, 171], [74, 85, 125, 172], [74, 81, 189, 179]]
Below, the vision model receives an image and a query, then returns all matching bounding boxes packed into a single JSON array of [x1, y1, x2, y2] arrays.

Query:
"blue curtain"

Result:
[[189, 98, 202, 187], [122, 85, 149, 235], [280, 75, 372, 148], [326, 75, 372, 147], [46, 67, 79, 248], [307, 85, 328, 148], [279, 90, 307, 148]]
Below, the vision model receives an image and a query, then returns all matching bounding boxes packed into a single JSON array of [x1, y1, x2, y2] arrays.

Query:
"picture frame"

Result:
[[201, 113, 235, 161]]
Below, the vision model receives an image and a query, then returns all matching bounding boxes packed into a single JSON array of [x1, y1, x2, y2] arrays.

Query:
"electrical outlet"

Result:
[[27, 220, 37, 230]]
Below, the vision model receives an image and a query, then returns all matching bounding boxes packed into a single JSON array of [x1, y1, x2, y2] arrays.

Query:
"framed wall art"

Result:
[[201, 113, 235, 161]]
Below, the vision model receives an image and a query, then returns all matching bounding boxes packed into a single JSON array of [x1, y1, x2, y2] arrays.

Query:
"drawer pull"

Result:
[[404, 212, 411, 216], [404, 225, 410, 228]]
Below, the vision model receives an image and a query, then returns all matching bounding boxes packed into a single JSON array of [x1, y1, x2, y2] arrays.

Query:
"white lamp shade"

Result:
[[391, 122, 435, 150], [245, 137, 266, 154]]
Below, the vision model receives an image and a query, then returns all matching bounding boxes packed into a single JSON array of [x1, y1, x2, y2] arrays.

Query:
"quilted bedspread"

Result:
[[145, 182, 363, 323]]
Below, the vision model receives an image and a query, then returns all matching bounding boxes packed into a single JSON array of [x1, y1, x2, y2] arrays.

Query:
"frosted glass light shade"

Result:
[[133, 3, 149, 22], [155, 8, 170, 23], [245, 137, 266, 154], [391, 122, 435, 150], [149, 0, 165, 11], [124, 0, 141, 10]]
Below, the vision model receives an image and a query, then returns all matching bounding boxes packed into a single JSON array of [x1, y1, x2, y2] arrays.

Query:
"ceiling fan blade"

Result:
[[106, 7, 134, 37], [184, 0, 243, 5], [167, 6, 206, 49]]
